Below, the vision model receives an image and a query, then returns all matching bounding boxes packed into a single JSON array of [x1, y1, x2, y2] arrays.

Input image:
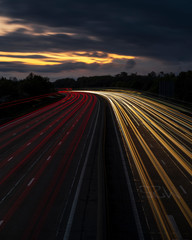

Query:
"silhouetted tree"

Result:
[[1, 71, 192, 103], [0, 77, 19, 99], [20, 73, 54, 96], [54, 78, 76, 88], [176, 71, 192, 102]]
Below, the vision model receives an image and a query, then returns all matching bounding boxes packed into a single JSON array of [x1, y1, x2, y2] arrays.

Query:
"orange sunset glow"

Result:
[[0, 51, 135, 66]]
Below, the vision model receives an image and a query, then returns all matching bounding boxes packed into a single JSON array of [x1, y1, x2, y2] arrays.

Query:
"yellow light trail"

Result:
[[108, 97, 177, 240], [112, 95, 192, 174], [85, 90, 192, 239], [130, 94, 192, 130], [117, 99, 192, 222]]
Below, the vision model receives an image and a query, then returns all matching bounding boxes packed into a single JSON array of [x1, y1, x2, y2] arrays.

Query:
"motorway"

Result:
[[0, 92, 101, 240], [88, 90, 192, 240], [0, 90, 192, 239]]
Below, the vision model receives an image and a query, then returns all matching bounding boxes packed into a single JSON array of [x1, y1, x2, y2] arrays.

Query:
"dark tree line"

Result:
[[54, 71, 192, 102], [1, 71, 192, 103], [0, 73, 55, 102]]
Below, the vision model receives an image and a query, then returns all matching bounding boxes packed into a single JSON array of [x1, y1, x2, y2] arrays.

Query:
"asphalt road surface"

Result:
[[0, 90, 191, 240], [88, 90, 192, 240]]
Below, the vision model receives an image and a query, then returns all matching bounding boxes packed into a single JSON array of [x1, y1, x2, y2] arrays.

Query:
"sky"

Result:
[[0, 0, 192, 80]]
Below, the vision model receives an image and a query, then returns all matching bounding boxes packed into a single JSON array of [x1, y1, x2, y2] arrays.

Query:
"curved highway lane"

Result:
[[88, 90, 192, 240], [0, 92, 100, 239], [0, 90, 191, 240]]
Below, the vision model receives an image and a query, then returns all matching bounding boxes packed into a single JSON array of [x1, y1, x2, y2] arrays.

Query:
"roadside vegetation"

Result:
[[1, 71, 192, 103], [0, 71, 191, 124], [54, 71, 192, 103], [0, 73, 62, 124], [0, 73, 55, 102]]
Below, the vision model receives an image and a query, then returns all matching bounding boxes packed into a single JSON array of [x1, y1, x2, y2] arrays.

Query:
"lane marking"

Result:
[[62, 101, 100, 240], [27, 178, 35, 187], [0, 146, 51, 205], [47, 156, 51, 161], [27, 142, 31, 146], [128, 109, 140, 126], [40, 132, 44, 135], [168, 215, 183, 240], [0, 220, 4, 226], [8, 157, 13, 161], [111, 107, 145, 240], [161, 160, 166, 165], [58, 141, 62, 146], [179, 185, 187, 194], [0, 114, 34, 130]]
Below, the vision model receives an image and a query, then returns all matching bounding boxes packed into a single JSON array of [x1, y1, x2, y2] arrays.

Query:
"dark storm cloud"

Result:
[[75, 52, 109, 58], [40, 62, 100, 73], [0, 30, 100, 52], [0, 62, 31, 73], [0, 54, 48, 59], [126, 59, 136, 69], [0, 61, 100, 73], [0, 0, 192, 63]]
